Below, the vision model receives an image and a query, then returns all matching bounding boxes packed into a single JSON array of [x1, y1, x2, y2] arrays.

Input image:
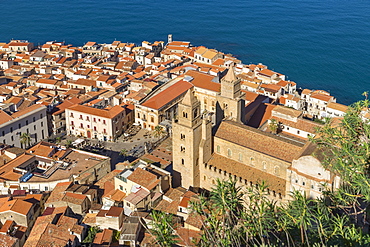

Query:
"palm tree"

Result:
[[119, 148, 128, 159], [192, 178, 246, 247], [55, 136, 62, 144], [268, 119, 279, 134], [20, 133, 31, 149], [153, 125, 166, 138], [362, 91, 368, 100], [148, 210, 178, 247], [65, 139, 73, 148]]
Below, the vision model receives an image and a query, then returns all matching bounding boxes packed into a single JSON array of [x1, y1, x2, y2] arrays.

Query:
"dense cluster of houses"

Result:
[[0, 36, 356, 246]]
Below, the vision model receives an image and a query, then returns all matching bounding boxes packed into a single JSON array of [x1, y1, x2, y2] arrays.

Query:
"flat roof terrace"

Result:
[[28, 150, 109, 183]]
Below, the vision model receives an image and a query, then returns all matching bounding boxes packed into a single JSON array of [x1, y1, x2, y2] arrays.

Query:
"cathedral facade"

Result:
[[172, 67, 339, 201]]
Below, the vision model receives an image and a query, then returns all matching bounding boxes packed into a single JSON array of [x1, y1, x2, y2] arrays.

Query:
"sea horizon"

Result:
[[1, 0, 369, 105]]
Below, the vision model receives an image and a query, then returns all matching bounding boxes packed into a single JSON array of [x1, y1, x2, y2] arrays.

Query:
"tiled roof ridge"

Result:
[[219, 120, 304, 147]]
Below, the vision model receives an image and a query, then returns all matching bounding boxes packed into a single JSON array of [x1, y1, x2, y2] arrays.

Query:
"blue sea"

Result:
[[1, 0, 369, 105]]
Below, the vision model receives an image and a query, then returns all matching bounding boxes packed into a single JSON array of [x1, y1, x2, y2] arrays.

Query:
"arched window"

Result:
[[216, 145, 220, 153], [262, 161, 267, 170], [193, 109, 198, 118], [274, 166, 280, 175], [227, 149, 232, 157], [181, 159, 184, 165], [238, 153, 243, 162], [250, 157, 255, 166]]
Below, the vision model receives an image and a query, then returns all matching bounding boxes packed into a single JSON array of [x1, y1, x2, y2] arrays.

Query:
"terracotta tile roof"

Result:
[[94, 169, 122, 188], [175, 227, 201, 246], [67, 104, 125, 119], [185, 212, 204, 230], [84, 41, 96, 47], [27, 141, 58, 157], [212, 58, 225, 66], [261, 83, 282, 93], [62, 192, 87, 205], [8, 42, 30, 47], [0, 234, 18, 246], [327, 102, 348, 112], [104, 189, 126, 202], [24, 214, 79, 247], [141, 80, 193, 110], [52, 97, 82, 115], [0, 153, 35, 181], [0, 110, 13, 125], [46, 182, 72, 204], [277, 80, 289, 87], [82, 213, 97, 225], [71, 78, 96, 87], [215, 121, 304, 163], [128, 168, 159, 190], [154, 187, 186, 214], [244, 91, 259, 102], [185, 70, 221, 92], [141, 153, 171, 167], [257, 69, 274, 77], [311, 93, 333, 102], [106, 206, 123, 217], [0, 199, 32, 215], [125, 188, 150, 205], [0, 219, 15, 233], [36, 78, 58, 85], [274, 116, 322, 134], [272, 105, 302, 118], [11, 104, 45, 119], [247, 103, 276, 128], [93, 228, 113, 245], [208, 154, 287, 195]]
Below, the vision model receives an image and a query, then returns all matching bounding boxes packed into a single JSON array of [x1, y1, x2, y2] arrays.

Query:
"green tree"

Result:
[[153, 125, 166, 138], [65, 139, 73, 148], [119, 148, 128, 158], [268, 119, 279, 134], [243, 181, 280, 246], [83, 226, 101, 243], [20, 132, 31, 148], [192, 178, 246, 247], [55, 136, 62, 144], [149, 210, 179, 247]]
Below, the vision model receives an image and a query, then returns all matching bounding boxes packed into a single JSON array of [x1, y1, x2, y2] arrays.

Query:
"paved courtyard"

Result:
[[58, 129, 166, 169]]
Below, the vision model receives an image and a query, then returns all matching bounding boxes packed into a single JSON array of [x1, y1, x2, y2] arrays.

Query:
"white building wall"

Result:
[[0, 106, 48, 148]]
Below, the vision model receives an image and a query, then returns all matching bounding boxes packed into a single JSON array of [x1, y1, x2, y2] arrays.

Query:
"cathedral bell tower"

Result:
[[172, 89, 203, 189], [216, 66, 245, 124]]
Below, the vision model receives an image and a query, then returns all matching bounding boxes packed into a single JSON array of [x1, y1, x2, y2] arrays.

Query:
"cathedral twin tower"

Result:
[[172, 67, 245, 190]]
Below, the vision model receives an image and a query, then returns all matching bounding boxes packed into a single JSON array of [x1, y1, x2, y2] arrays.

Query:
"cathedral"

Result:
[[172, 67, 340, 201]]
